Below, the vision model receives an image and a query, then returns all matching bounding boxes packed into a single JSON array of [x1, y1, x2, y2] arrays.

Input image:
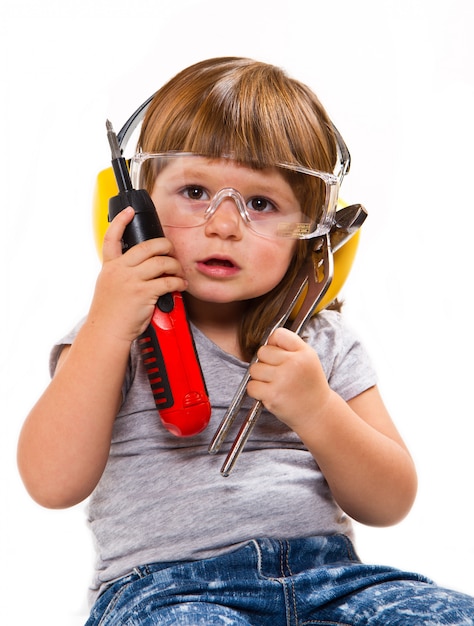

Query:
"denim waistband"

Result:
[[108, 533, 360, 591]]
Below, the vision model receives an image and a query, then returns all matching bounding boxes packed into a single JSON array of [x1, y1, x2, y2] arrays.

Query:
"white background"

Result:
[[2, 0, 473, 623]]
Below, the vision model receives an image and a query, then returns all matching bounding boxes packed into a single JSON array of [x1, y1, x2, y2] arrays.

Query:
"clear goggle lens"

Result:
[[129, 152, 340, 239]]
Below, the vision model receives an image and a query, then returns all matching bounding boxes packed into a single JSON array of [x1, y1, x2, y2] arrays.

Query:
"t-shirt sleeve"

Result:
[[49, 318, 86, 378]]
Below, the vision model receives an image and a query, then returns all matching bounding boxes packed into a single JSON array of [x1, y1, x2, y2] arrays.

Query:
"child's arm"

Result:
[[247, 327, 417, 527], [17, 208, 187, 509]]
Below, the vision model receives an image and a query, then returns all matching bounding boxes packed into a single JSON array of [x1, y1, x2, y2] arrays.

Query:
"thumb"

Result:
[[102, 207, 135, 262], [267, 327, 302, 351]]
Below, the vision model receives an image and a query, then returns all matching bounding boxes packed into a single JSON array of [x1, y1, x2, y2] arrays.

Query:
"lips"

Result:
[[197, 255, 240, 277]]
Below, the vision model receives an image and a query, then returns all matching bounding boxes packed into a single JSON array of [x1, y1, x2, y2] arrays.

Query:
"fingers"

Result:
[[92, 209, 188, 343], [249, 328, 308, 392], [249, 329, 295, 382], [102, 209, 183, 278], [102, 207, 135, 263], [247, 328, 325, 425], [266, 327, 302, 352], [253, 328, 302, 367], [103, 208, 175, 263]]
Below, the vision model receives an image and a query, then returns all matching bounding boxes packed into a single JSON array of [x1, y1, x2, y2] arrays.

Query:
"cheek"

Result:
[[276, 240, 298, 268], [259, 241, 297, 283], [162, 226, 189, 261], [161, 227, 199, 278]]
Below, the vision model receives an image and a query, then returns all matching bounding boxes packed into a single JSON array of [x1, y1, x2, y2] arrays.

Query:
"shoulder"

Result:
[[302, 308, 364, 359], [302, 309, 377, 401], [302, 308, 348, 348]]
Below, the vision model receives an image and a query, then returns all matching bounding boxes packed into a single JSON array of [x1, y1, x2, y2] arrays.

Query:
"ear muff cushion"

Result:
[[92, 169, 361, 313], [92, 167, 118, 259]]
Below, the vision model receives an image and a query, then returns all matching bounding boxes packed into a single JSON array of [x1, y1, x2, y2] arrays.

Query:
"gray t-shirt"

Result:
[[50, 309, 377, 603]]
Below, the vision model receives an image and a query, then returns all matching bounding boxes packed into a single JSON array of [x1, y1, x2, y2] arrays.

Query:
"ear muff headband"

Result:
[[92, 96, 362, 313], [116, 93, 156, 149]]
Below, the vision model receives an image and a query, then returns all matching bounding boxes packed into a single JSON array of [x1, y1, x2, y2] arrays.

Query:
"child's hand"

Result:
[[88, 208, 188, 344], [247, 327, 331, 430]]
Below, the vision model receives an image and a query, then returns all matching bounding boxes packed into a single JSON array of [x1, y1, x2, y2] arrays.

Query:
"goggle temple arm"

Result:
[[331, 123, 351, 183]]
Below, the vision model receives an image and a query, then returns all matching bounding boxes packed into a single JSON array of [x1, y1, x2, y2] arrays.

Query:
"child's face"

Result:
[[150, 158, 299, 307]]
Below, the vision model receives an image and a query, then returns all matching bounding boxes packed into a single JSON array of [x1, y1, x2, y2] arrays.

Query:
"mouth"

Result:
[[201, 254, 240, 268], [203, 258, 235, 267], [197, 256, 240, 277]]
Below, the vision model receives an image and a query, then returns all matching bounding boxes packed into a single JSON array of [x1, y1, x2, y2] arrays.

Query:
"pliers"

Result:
[[208, 203, 367, 476]]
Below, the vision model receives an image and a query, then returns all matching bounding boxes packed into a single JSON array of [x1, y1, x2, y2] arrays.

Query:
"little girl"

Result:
[[18, 57, 474, 625]]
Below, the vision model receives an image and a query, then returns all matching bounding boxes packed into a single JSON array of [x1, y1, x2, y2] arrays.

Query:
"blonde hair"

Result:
[[138, 57, 338, 360]]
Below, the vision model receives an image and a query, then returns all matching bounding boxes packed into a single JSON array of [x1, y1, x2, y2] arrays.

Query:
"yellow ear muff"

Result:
[[92, 170, 361, 314], [92, 166, 118, 259]]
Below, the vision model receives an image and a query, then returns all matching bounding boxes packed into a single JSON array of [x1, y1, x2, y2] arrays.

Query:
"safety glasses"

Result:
[[129, 152, 340, 239]]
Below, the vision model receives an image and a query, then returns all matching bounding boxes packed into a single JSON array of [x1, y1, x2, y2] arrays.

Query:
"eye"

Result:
[[247, 196, 277, 214], [181, 185, 210, 201]]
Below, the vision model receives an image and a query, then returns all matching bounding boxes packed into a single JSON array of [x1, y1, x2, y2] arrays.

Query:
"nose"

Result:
[[204, 189, 248, 238]]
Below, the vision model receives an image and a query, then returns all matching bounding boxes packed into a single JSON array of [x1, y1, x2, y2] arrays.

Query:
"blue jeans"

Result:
[[86, 535, 474, 625]]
